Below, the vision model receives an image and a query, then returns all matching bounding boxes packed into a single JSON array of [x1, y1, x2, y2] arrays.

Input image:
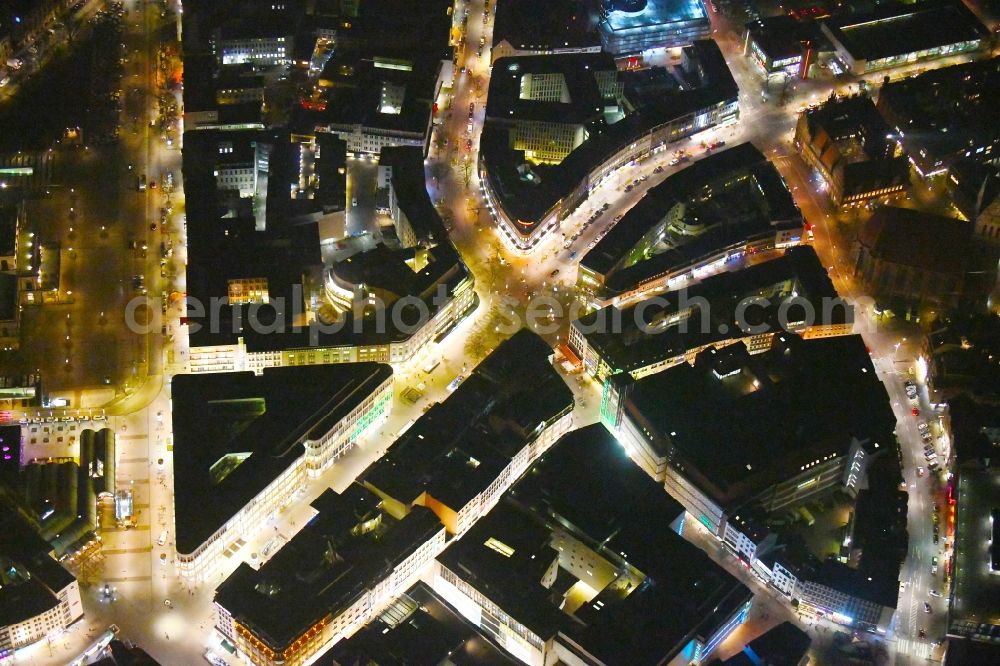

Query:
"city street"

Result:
[[4, 0, 996, 662]]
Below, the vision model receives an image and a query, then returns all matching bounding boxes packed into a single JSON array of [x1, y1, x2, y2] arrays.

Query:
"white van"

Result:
[[157, 530, 168, 547]]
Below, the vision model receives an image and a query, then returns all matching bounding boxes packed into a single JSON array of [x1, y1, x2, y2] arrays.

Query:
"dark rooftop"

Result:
[[581, 142, 800, 293], [481, 41, 738, 233], [574, 245, 849, 374], [361, 329, 573, 515], [746, 15, 828, 63], [616, 333, 895, 509], [0, 510, 77, 628], [484, 51, 617, 125], [171, 363, 392, 554], [721, 621, 812, 666], [437, 424, 752, 665], [821, 0, 988, 63], [856, 206, 974, 276], [379, 145, 449, 244], [492, 0, 599, 52], [215, 486, 443, 653], [0, 205, 17, 258], [322, 582, 520, 666], [311, 0, 452, 137]]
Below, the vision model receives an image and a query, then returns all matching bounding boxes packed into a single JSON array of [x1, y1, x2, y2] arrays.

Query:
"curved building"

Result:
[[480, 41, 738, 254]]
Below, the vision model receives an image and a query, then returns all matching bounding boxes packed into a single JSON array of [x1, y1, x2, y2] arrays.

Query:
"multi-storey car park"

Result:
[[577, 142, 802, 307], [569, 245, 853, 381], [479, 40, 739, 253], [432, 424, 754, 666], [211, 330, 574, 665], [597, 0, 712, 55], [170, 363, 394, 582]]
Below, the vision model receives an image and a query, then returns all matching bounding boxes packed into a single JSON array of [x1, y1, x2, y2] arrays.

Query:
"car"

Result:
[[157, 530, 168, 546], [917, 421, 929, 432], [447, 375, 465, 392], [150, 223, 157, 231], [549, 269, 560, 278], [912, 407, 920, 416], [924, 602, 932, 613], [569, 251, 577, 259], [922, 432, 933, 443], [929, 590, 942, 597], [614, 214, 623, 222], [351, 197, 357, 207], [624, 184, 633, 192], [917, 466, 925, 477], [933, 533, 939, 544], [918, 628, 927, 638], [654, 165, 664, 173], [931, 556, 938, 574], [149, 181, 156, 189], [204, 650, 227, 666], [668, 157, 680, 166]]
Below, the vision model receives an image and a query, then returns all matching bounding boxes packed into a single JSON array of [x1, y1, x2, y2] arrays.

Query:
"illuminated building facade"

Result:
[[795, 95, 909, 206], [172, 364, 394, 583], [0, 513, 84, 658], [214, 487, 446, 666], [432, 425, 753, 666], [820, 0, 988, 76], [598, 0, 711, 54], [481, 41, 739, 254], [600, 334, 893, 541], [576, 143, 802, 306], [570, 246, 853, 382]]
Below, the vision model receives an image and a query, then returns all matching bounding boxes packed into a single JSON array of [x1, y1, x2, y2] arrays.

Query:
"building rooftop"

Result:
[[877, 55, 1000, 174], [379, 145, 449, 244], [747, 15, 828, 63], [171, 363, 392, 554], [481, 41, 738, 233], [0, 510, 77, 628], [722, 621, 812, 666], [215, 486, 443, 653], [581, 142, 800, 291], [311, 0, 452, 137], [856, 206, 974, 276], [361, 330, 573, 514], [575, 246, 848, 374], [615, 333, 895, 509], [0, 204, 16, 258], [484, 51, 617, 126], [322, 581, 520, 665], [821, 0, 988, 63], [492, 0, 599, 52], [601, 0, 707, 34], [437, 424, 752, 665]]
